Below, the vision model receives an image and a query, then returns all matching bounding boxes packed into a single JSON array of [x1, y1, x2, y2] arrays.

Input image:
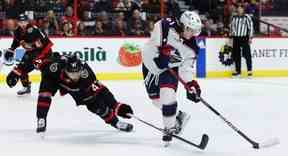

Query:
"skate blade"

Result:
[[17, 93, 31, 97], [38, 132, 45, 140]]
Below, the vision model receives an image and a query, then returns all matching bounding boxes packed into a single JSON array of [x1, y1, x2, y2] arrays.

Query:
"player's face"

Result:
[[182, 27, 194, 39], [18, 21, 29, 30], [65, 70, 81, 82]]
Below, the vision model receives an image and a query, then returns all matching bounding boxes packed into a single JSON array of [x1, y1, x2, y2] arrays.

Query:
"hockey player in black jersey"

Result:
[[4, 14, 54, 95], [36, 54, 134, 135]]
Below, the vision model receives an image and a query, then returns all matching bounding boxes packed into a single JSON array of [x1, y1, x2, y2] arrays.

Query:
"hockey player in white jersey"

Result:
[[142, 11, 202, 146]]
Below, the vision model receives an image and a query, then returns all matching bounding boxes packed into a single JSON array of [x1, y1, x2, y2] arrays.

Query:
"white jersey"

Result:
[[142, 18, 198, 82]]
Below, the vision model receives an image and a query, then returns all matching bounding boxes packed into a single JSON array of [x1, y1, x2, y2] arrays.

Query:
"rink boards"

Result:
[[0, 37, 288, 82]]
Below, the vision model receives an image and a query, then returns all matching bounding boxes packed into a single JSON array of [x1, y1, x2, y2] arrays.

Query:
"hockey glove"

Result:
[[115, 103, 134, 119], [154, 45, 183, 69], [36, 118, 47, 133], [6, 70, 20, 88], [186, 80, 201, 103], [168, 50, 183, 68], [3, 49, 14, 66]]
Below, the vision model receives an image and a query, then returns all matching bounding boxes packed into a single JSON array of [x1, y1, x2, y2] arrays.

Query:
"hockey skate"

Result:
[[114, 120, 133, 132], [232, 72, 241, 78], [247, 71, 253, 79], [175, 111, 191, 135], [162, 127, 177, 147], [17, 85, 31, 96], [36, 118, 46, 139]]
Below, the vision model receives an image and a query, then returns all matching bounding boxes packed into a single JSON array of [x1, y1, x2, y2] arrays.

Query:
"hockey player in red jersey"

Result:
[[36, 54, 134, 135], [4, 14, 53, 95], [141, 11, 202, 146]]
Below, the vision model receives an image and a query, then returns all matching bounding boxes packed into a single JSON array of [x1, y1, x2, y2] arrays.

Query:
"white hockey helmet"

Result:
[[180, 11, 202, 36]]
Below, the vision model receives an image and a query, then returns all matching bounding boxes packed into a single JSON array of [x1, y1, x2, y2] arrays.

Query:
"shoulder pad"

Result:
[[161, 18, 178, 45]]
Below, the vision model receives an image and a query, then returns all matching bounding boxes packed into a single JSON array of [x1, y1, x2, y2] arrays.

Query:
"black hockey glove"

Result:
[[36, 118, 47, 133], [186, 80, 201, 103], [6, 70, 20, 88], [4, 49, 14, 62], [115, 103, 134, 119]]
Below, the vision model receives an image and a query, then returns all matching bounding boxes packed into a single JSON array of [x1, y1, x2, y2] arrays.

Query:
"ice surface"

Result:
[[0, 78, 286, 156]]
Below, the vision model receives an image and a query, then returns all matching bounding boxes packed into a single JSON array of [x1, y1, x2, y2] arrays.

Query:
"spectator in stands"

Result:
[[61, 21, 73, 36], [34, 0, 48, 12], [40, 18, 54, 35], [0, 19, 16, 36], [203, 18, 218, 36], [128, 19, 145, 36], [4, 0, 20, 19], [141, 0, 160, 16], [0, 0, 4, 11], [44, 10, 60, 35], [62, 6, 74, 22], [144, 20, 154, 36], [61, 6, 76, 32], [112, 19, 128, 36], [98, 11, 112, 31], [216, 18, 225, 35], [50, 0, 66, 14], [115, 0, 140, 19], [112, 12, 128, 36], [114, 11, 126, 23], [115, 0, 139, 12], [127, 9, 145, 34], [166, 0, 181, 18], [80, 10, 95, 31], [14, 0, 35, 17], [78, 21, 91, 36], [94, 0, 112, 13], [93, 19, 109, 36]]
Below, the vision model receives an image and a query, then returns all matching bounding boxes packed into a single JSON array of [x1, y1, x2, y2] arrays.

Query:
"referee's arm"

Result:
[[245, 15, 254, 38], [229, 16, 236, 37]]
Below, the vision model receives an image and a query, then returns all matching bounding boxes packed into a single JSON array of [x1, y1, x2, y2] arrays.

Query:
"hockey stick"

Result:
[[127, 113, 209, 150], [168, 69, 280, 149]]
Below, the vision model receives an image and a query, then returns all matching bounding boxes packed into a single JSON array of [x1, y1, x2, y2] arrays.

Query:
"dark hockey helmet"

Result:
[[64, 54, 83, 81], [65, 54, 82, 73], [17, 14, 29, 30]]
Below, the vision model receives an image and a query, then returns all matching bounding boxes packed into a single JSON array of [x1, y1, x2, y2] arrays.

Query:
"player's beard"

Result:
[[65, 70, 81, 82], [18, 21, 28, 30]]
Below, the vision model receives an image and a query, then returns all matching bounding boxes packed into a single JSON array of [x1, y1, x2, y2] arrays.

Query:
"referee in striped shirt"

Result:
[[230, 5, 254, 78]]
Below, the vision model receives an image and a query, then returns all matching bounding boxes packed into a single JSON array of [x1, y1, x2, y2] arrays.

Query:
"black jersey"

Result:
[[10, 24, 53, 60], [39, 56, 103, 106]]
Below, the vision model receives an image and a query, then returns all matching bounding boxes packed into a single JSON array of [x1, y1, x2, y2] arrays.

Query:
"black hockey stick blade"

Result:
[[199, 134, 209, 149], [171, 133, 209, 150], [128, 113, 209, 150]]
